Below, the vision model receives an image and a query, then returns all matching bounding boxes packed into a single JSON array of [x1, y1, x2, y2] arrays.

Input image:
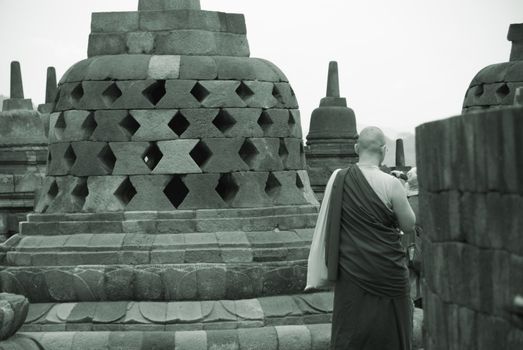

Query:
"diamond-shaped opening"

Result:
[[215, 173, 239, 205], [55, 112, 66, 139], [296, 173, 305, 189], [119, 113, 141, 137], [163, 175, 189, 208], [474, 84, 484, 97], [71, 83, 84, 103], [102, 82, 122, 107], [97, 144, 117, 173], [212, 109, 236, 135], [142, 80, 166, 106], [142, 142, 163, 171], [190, 82, 210, 103], [48, 180, 59, 199], [47, 151, 52, 163], [114, 177, 137, 206], [272, 85, 284, 104], [236, 81, 254, 102], [257, 111, 274, 133], [290, 86, 296, 97], [496, 83, 510, 99], [189, 141, 212, 168], [288, 111, 296, 127], [168, 111, 190, 137], [300, 142, 305, 156], [239, 139, 259, 167], [64, 145, 77, 169], [265, 172, 281, 197], [71, 178, 89, 207], [81, 112, 97, 139], [279, 139, 289, 163]]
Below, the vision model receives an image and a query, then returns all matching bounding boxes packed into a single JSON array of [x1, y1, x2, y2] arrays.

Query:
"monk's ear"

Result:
[[354, 143, 359, 155]]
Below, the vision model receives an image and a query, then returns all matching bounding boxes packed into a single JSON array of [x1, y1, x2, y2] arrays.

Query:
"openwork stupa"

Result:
[[0, 1, 333, 348], [463, 23, 523, 113]]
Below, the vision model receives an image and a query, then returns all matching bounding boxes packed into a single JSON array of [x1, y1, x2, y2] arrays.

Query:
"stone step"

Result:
[[20, 292, 332, 333], [21, 323, 331, 350]]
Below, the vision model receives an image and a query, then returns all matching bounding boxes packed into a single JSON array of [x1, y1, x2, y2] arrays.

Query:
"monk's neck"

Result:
[[357, 154, 382, 167]]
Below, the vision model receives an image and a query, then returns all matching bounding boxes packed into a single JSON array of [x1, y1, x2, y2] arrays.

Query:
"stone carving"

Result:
[[463, 23, 523, 113], [0, 293, 42, 349], [305, 61, 358, 200]]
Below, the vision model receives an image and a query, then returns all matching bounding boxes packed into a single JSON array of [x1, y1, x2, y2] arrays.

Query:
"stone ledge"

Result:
[[21, 323, 331, 350], [20, 292, 332, 330], [0, 261, 310, 302]]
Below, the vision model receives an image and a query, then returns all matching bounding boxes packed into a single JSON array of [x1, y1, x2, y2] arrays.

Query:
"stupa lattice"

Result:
[[0, 1, 333, 348]]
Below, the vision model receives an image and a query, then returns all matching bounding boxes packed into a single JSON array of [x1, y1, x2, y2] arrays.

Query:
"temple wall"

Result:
[[416, 107, 523, 349]]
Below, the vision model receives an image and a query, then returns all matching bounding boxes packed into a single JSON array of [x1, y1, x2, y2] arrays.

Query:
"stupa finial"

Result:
[[395, 139, 405, 168], [326, 61, 340, 98], [138, 0, 201, 11], [10, 61, 24, 99], [45, 67, 57, 104]]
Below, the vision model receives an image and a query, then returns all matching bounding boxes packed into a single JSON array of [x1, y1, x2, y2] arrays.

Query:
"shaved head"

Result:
[[356, 127, 386, 154]]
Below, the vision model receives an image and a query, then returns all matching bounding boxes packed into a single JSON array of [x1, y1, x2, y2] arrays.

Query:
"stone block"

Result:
[[215, 57, 279, 81], [128, 110, 175, 141], [221, 108, 264, 137], [267, 171, 309, 205], [71, 332, 110, 349], [84, 176, 127, 212], [50, 110, 95, 142], [88, 33, 127, 57], [176, 109, 222, 138], [111, 80, 162, 109], [0, 175, 14, 194], [138, 0, 201, 11], [273, 83, 298, 108], [125, 175, 173, 211], [178, 174, 227, 209], [198, 80, 246, 108], [238, 326, 278, 350], [108, 331, 143, 350], [139, 10, 221, 32], [282, 138, 304, 170], [155, 30, 216, 56], [70, 141, 114, 176], [142, 332, 175, 349], [174, 330, 207, 350], [40, 332, 75, 350], [221, 248, 253, 263], [179, 55, 217, 79], [275, 325, 311, 350], [91, 12, 139, 33], [162, 267, 197, 300], [148, 55, 181, 79], [206, 329, 239, 350], [110, 142, 151, 175], [215, 32, 250, 57], [244, 138, 283, 171], [154, 140, 202, 174], [150, 250, 185, 264], [229, 172, 271, 208], [244, 81, 278, 108], [215, 231, 249, 247], [157, 80, 201, 108], [199, 138, 249, 172], [91, 110, 131, 142], [46, 176, 88, 213], [185, 249, 221, 263], [257, 59, 289, 82], [126, 32, 155, 54], [307, 324, 331, 350], [260, 109, 291, 137], [59, 58, 90, 84], [14, 171, 44, 193], [47, 143, 74, 176]]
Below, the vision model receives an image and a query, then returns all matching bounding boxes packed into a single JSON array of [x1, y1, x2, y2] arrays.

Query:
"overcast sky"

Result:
[[0, 0, 521, 135]]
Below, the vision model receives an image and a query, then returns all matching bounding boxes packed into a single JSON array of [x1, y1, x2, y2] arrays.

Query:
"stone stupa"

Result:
[[463, 23, 523, 113], [305, 61, 358, 200], [0, 62, 47, 239], [0, 1, 333, 348]]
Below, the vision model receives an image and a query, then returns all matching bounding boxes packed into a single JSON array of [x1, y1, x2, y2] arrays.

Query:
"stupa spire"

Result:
[[395, 139, 405, 168], [10, 61, 24, 99], [45, 67, 57, 104], [326, 61, 340, 98]]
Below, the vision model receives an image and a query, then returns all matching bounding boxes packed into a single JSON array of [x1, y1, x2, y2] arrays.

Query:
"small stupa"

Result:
[[305, 61, 358, 200], [0, 62, 47, 239], [0, 1, 333, 348]]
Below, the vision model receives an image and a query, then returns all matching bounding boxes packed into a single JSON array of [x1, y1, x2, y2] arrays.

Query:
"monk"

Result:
[[325, 127, 416, 350]]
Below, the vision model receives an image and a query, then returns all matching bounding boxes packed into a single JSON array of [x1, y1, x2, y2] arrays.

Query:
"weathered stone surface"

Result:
[[91, 12, 139, 33], [147, 55, 180, 79]]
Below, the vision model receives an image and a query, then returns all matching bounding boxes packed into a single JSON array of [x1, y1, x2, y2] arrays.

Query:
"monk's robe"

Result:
[[326, 165, 411, 350]]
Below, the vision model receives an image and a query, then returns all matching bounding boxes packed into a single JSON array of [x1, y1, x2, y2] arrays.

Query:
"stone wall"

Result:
[[416, 107, 523, 349]]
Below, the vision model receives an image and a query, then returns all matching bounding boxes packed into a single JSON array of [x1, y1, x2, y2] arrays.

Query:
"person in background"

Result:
[[326, 127, 416, 350]]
